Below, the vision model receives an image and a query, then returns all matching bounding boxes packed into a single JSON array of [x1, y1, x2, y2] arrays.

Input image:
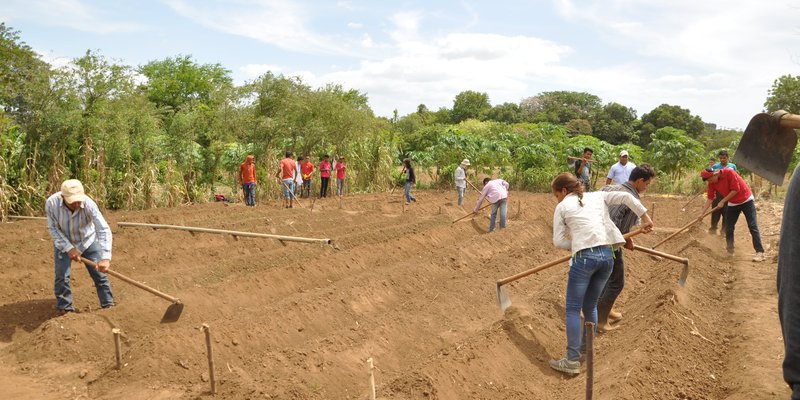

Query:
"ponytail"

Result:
[[551, 172, 585, 206]]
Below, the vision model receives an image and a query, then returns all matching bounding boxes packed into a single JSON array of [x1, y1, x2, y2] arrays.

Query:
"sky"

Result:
[[2, 0, 800, 130]]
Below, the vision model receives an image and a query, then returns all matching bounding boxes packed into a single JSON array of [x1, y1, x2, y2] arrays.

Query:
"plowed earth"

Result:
[[0, 190, 790, 399]]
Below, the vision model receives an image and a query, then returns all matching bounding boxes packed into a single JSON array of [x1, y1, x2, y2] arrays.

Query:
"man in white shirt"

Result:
[[455, 159, 470, 206], [606, 150, 636, 185]]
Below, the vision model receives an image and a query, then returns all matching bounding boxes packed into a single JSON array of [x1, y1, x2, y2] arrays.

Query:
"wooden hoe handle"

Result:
[[80, 257, 180, 303], [651, 204, 722, 249]]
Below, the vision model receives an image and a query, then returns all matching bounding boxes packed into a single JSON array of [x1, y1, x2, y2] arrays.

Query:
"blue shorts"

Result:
[[282, 179, 294, 198]]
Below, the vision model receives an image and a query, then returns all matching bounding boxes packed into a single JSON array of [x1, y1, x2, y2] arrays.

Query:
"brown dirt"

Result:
[[0, 190, 790, 399]]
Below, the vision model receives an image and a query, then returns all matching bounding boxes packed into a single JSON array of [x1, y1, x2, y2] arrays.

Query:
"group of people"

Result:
[[237, 153, 348, 208]]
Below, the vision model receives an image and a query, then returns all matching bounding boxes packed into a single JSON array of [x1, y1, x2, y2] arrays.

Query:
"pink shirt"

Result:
[[320, 160, 331, 178], [474, 179, 509, 212], [336, 162, 346, 179]]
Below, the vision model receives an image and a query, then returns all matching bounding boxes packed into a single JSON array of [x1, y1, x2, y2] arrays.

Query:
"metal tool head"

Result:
[[678, 261, 690, 287], [471, 218, 488, 234], [734, 112, 798, 185], [160, 301, 184, 323], [496, 281, 512, 311]]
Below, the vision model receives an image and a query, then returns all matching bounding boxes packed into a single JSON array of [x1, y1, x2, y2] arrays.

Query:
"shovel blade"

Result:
[[734, 113, 798, 185], [678, 262, 690, 286], [160, 302, 184, 323], [497, 282, 512, 311]]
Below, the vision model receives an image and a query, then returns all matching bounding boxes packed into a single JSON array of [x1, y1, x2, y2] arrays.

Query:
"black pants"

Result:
[[779, 166, 800, 399], [710, 190, 727, 231], [725, 200, 764, 253], [320, 177, 330, 198], [597, 248, 624, 322]]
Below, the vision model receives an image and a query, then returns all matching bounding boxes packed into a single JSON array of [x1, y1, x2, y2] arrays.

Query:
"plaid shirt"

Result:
[[45, 192, 113, 260], [601, 182, 641, 234]]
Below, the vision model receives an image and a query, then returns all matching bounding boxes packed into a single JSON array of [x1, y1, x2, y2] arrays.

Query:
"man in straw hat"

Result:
[[45, 179, 114, 313], [455, 159, 471, 206]]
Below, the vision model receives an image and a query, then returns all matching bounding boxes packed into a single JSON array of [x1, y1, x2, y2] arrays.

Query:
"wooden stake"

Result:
[[112, 328, 122, 370], [202, 323, 217, 394], [367, 357, 376, 400], [585, 321, 595, 400], [118, 222, 331, 245]]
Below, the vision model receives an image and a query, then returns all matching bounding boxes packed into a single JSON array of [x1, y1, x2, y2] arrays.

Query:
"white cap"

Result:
[[619, 150, 629, 157], [461, 159, 471, 166], [61, 179, 86, 203]]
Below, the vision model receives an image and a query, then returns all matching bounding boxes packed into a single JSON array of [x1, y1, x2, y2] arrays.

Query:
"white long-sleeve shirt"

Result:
[[45, 192, 113, 260], [552, 191, 647, 255], [455, 166, 466, 188]]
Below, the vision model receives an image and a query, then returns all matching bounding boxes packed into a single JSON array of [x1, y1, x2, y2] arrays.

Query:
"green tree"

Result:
[[522, 91, 603, 125], [487, 102, 525, 123], [138, 55, 232, 113], [639, 104, 704, 146], [451, 90, 491, 123], [648, 127, 705, 181], [592, 102, 638, 144], [764, 75, 800, 113]]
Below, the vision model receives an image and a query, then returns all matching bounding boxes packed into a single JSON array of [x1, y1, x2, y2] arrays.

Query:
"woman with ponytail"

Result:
[[548, 172, 654, 375]]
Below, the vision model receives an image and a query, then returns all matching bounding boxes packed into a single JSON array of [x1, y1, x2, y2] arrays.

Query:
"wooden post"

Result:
[[112, 328, 122, 370], [202, 323, 217, 394], [367, 357, 376, 400], [585, 321, 595, 400]]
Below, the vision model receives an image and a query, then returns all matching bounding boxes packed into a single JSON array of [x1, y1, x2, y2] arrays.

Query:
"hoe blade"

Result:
[[496, 282, 512, 311], [160, 301, 184, 323], [678, 262, 690, 287], [734, 113, 798, 185]]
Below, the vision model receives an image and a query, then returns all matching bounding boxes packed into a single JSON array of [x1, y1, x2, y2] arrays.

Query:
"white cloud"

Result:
[[0, 0, 143, 33], [238, 64, 284, 81], [347, 22, 363, 29]]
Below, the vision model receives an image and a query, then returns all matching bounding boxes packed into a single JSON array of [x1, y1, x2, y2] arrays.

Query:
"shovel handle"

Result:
[[776, 110, 800, 129], [497, 228, 647, 286], [651, 204, 721, 249], [631, 245, 688, 264], [452, 202, 492, 224], [79, 257, 180, 303], [467, 179, 482, 194]]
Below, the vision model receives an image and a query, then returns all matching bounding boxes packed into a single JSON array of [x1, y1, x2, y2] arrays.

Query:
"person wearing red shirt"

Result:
[[319, 155, 331, 198], [275, 151, 297, 208], [300, 156, 315, 198], [698, 167, 765, 261], [237, 155, 257, 206], [336, 156, 347, 196]]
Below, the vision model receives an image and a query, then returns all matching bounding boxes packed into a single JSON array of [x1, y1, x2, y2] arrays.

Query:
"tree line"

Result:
[[1, 23, 798, 218]]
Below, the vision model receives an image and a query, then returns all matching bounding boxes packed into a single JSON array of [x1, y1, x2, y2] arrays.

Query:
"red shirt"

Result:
[[280, 158, 296, 180], [301, 161, 315, 179], [239, 159, 256, 184], [319, 160, 331, 178], [336, 162, 346, 179], [707, 168, 752, 205]]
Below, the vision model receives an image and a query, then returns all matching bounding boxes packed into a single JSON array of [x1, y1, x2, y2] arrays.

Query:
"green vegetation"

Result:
[[1, 23, 797, 218]]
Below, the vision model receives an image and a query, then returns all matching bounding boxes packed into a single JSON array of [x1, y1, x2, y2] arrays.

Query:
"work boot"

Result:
[[752, 252, 766, 262], [608, 309, 623, 322], [549, 358, 580, 375]]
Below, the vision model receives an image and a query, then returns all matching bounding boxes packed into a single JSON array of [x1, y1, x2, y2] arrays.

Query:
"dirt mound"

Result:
[[0, 190, 790, 399]]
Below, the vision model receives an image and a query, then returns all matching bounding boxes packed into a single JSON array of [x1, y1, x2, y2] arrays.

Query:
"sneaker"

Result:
[[549, 358, 580, 375], [752, 252, 765, 262]]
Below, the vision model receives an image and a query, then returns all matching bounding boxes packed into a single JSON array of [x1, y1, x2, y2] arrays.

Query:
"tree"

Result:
[[592, 102, 638, 144], [138, 55, 232, 113], [764, 75, 800, 113], [565, 119, 592, 136], [487, 102, 525, 123], [521, 91, 603, 125], [451, 90, 490, 123], [648, 127, 705, 181], [639, 104, 704, 146]]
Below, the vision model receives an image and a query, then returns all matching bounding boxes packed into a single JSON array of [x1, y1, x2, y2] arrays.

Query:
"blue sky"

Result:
[[2, 0, 799, 129]]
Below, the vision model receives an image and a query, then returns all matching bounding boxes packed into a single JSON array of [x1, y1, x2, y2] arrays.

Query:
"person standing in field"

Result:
[[45, 179, 115, 313], [276, 151, 296, 208], [294, 156, 304, 197], [336, 156, 347, 196], [574, 147, 594, 191], [778, 163, 800, 399], [402, 158, 416, 204], [474, 178, 509, 232], [596, 164, 656, 332], [605, 150, 636, 185], [301, 155, 315, 198], [708, 150, 738, 235], [319, 155, 331, 198], [455, 159, 470, 207], [237, 154, 257, 207], [549, 172, 653, 375], [698, 167, 765, 261]]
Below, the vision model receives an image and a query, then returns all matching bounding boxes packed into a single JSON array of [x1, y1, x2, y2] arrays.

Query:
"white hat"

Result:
[[461, 159, 471, 166], [619, 150, 629, 157], [61, 179, 86, 203]]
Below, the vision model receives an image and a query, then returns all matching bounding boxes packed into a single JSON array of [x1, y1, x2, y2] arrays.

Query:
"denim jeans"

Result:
[[457, 187, 466, 206], [282, 179, 294, 199], [54, 240, 114, 311], [404, 181, 416, 203], [725, 200, 764, 253], [302, 179, 312, 198], [597, 249, 624, 322], [337, 178, 345, 196], [489, 198, 508, 232], [242, 182, 255, 206], [779, 165, 800, 398], [564, 246, 613, 361], [710, 190, 727, 230], [320, 177, 329, 198]]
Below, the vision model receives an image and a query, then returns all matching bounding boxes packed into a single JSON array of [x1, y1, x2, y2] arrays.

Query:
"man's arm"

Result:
[[86, 198, 113, 271]]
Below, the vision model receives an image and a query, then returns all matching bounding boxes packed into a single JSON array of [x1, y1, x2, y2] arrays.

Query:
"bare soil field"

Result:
[[0, 190, 790, 399]]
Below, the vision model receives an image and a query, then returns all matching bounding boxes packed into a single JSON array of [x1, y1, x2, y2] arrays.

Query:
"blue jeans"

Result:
[[489, 198, 508, 232], [242, 182, 255, 206], [320, 177, 329, 197], [725, 200, 764, 253], [282, 179, 294, 199], [54, 241, 114, 311], [457, 187, 466, 206], [404, 181, 416, 203], [565, 246, 613, 361], [302, 179, 312, 198], [337, 178, 345, 196]]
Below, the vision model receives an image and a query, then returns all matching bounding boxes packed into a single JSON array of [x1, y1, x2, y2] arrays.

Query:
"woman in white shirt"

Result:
[[549, 172, 653, 375]]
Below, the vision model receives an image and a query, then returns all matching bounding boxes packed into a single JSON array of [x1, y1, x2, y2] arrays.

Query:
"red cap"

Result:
[[700, 169, 716, 180]]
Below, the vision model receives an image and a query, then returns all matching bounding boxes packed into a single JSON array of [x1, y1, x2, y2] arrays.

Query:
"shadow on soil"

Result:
[[0, 299, 57, 342]]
